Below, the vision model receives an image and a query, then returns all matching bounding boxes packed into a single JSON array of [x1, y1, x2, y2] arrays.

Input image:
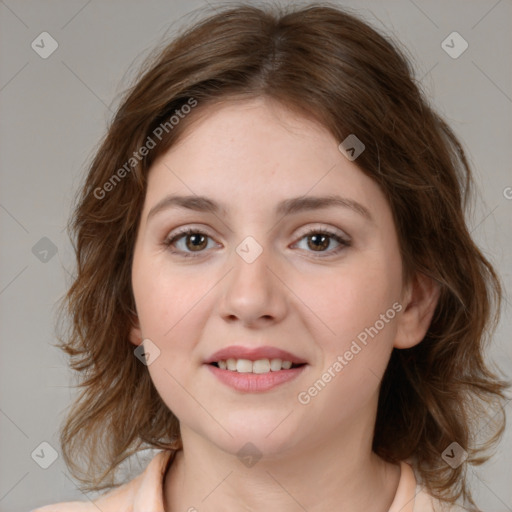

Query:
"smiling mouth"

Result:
[[209, 358, 306, 374]]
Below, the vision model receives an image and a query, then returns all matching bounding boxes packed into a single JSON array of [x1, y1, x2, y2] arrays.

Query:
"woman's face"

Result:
[[130, 97, 408, 456]]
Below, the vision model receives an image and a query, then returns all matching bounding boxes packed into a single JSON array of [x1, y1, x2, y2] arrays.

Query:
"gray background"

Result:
[[0, 0, 511, 510]]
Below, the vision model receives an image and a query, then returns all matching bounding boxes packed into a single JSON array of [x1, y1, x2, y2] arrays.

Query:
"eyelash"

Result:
[[162, 226, 351, 259]]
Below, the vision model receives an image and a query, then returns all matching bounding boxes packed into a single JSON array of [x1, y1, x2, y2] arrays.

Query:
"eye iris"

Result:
[[308, 233, 329, 251], [186, 233, 207, 251]]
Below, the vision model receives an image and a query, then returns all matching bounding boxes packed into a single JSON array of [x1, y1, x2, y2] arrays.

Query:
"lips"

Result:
[[204, 345, 308, 392], [204, 345, 308, 365]]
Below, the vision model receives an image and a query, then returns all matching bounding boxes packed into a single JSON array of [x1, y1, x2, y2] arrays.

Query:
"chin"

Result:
[[204, 414, 300, 458]]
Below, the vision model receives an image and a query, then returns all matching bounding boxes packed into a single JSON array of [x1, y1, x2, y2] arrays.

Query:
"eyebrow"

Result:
[[147, 194, 373, 222]]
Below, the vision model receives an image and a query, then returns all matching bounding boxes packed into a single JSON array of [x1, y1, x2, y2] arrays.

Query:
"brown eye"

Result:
[[293, 228, 351, 257], [183, 233, 208, 251], [164, 228, 215, 257], [306, 233, 330, 252]]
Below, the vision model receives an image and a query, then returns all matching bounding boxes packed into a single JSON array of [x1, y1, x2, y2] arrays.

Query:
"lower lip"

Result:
[[205, 364, 307, 392]]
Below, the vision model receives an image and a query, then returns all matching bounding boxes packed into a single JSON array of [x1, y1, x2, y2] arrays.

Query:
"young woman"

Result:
[[33, 3, 509, 511]]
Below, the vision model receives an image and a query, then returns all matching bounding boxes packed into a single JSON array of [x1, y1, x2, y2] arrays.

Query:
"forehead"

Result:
[[149, 98, 345, 181], [142, 97, 389, 224], [164, 96, 335, 164]]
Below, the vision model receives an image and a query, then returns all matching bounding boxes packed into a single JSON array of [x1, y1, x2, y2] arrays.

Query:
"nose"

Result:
[[217, 241, 288, 328]]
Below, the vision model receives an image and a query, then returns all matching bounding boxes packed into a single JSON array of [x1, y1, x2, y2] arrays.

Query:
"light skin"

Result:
[[129, 96, 440, 512]]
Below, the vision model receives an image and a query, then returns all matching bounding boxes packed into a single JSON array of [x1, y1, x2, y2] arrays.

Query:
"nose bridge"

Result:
[[219, 234, 286, 324], [231, 234, 273, 298]]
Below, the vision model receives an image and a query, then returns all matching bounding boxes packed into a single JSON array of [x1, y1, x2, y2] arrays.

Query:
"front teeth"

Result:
[[217, 358, 294, 373]]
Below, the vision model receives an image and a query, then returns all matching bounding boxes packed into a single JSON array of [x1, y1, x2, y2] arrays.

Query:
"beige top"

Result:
[[32, 450, 465, 511]]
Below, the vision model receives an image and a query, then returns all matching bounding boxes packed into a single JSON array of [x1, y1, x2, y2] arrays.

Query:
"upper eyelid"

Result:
[[166, 223, 349, 241], [165, 225, 350, 251]]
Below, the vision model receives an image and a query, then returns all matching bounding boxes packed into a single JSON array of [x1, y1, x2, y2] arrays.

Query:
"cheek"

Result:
[[132, 263, 216, 399], [296, 257, 402, 350], [133, 266, 211, 416], [297, 273, 400, 421], [133, 258, 204, 338], [304, 252, 402, 410]]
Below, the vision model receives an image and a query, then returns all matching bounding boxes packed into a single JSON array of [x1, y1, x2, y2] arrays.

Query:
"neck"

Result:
[[163, 414, 401, 512]]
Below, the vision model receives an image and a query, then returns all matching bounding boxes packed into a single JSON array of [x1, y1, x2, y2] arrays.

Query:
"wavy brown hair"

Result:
[[55, 2, 510, 509]]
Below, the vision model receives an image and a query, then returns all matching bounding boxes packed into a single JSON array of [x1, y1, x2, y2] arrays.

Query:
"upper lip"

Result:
[[204, 345, 307, 365]]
